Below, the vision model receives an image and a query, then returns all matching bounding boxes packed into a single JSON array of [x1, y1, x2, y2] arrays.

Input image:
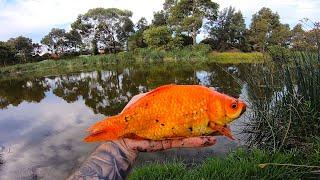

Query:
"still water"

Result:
[[0, 63, 255, 179]]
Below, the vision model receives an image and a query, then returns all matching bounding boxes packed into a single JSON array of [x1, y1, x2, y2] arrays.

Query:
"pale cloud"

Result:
[[215, 0, 320, 27], [0, 0, 164, 42], [0, 0, 319, 42]]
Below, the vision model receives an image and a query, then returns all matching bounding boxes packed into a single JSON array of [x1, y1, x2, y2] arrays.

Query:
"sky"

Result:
[[0, 0, 319, 43]]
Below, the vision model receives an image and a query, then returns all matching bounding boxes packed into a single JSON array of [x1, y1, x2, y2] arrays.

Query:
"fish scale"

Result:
[[84, 84, 246, 142]]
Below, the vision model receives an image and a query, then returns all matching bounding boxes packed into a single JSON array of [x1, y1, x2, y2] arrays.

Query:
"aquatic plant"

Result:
[[244, 52, 320, 151]]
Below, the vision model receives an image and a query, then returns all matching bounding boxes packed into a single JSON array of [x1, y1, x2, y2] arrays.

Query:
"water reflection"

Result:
[[0, 63, 253, 179]]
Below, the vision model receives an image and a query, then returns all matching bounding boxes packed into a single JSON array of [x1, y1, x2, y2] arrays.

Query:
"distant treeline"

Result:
[[0, 0, 319, 66]]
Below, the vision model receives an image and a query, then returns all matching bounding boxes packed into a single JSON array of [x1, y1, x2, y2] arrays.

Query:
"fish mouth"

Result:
[[240, 105, 246, 116]]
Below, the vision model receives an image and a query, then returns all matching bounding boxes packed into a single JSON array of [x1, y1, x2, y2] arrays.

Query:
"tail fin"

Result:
[[84, 115, 126, 142], [84, 132, 120, 142]]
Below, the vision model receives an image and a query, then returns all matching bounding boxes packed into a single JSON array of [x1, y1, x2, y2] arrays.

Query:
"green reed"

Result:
[[244, 52, 320, 152]]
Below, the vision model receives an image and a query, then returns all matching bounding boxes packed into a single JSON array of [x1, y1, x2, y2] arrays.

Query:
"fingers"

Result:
[[123, 136, 216, 152], [170, 136, 216, 148]]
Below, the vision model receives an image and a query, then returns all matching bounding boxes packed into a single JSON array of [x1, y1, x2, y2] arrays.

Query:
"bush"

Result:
[[267, 45, 292, 62]]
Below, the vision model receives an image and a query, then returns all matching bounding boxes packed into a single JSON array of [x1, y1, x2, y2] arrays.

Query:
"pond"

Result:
[[0, 63, 258, 179]]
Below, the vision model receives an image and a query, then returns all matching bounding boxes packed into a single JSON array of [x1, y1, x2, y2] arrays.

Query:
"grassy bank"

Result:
[[0, 46, 267, 81], [130, 138, 320, 179], [209, 52, 267, 63]]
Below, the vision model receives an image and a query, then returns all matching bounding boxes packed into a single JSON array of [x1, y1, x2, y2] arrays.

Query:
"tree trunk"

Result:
[[192, 26, 197, 45]]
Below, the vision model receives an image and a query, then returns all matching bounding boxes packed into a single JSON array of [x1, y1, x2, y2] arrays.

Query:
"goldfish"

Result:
[[84, 84, 246, 142]]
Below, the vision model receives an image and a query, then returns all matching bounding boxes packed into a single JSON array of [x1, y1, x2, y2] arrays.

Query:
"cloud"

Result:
[[0, 0, 164, 42], [215, 0, 320, 27], [0, 0, 319, 42]]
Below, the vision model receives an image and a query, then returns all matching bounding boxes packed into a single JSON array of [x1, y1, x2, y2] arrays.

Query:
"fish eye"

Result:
[[231, 102, 237, 109]]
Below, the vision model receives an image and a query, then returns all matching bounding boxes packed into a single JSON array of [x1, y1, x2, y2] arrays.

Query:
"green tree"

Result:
[[152, 10, 168, 27], [128, 17, 149, 50], [41, 28, 67, 54], [7, 36, 34, 63], [167, 0, 219, 45], [65, 29, 83, 51], [71, 8, 134, 53], [291, 24, 308, 51], [0, 41, 15, 66], [270, 23, 292, 47], [143, 26, 172, 50], [210, 7, 246, 51], [136, 17, 149, 32], [248, 7, 291, 52]]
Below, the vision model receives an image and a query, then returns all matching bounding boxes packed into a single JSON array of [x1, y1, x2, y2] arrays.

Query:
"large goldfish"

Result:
[[84, 84, 246, 142]]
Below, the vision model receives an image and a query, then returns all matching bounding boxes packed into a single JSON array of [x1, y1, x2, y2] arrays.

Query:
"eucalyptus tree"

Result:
[[7, 36, 34, 62], [71, 8, 134, 53], [248, 7, 291, 52], [41, 28, 67, 54], [128, 17, 149, 50], [65, 29, 83, 51], [210, 7, 246, 51], [0, 41, 15, 65], [166, 0, 219, 45]]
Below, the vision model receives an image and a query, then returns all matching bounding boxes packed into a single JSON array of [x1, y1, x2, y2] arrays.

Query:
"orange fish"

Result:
[[84, 84, 246, 142]]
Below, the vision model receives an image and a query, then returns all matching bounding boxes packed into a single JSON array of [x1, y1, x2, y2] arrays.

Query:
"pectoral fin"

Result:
[[209, 123, 235, 140]]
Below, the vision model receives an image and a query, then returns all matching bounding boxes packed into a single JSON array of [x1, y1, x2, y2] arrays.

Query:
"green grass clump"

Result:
[[130, 162, 187, 180], [129, 144, 320, 180], [209, 52, 268, 63]]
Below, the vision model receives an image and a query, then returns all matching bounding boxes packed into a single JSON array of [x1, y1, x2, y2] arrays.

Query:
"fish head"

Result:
[[208, 91, 246, 126]]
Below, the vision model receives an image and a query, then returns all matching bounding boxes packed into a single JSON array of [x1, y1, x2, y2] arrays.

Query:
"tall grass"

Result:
[[245, 52, 320, 151]]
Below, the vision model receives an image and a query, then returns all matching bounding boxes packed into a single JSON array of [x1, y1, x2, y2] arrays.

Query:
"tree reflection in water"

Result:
[[0, 64, 248, 115]]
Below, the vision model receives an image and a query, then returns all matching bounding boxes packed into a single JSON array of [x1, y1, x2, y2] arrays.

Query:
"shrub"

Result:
[[267, 45, 292, 62]]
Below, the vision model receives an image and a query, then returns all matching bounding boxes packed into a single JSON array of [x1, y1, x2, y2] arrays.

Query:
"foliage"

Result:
[[143, 26, 173, 50], [245, 53, 320, 151], [7, 36, 34, 63], [129, 146, 320, 180], [248, 7, 291, 52], [267, 45, 292, 62], [41, 28, 67, 54], [0, 47, 265, 80], [152, 10, 168, 27], [210, 7, 247, 51], [71, 8, 134, 53], [65, 29, 83, 51], [128, 17, 149, 50], [167, 0, 219, 45], [0, 41, 15, 66], [209, 52, 267, 64]]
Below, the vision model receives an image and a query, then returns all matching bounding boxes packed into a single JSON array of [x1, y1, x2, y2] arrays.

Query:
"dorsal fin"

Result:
[[146, 84, 176, 96], [121, 84, 176, 114]]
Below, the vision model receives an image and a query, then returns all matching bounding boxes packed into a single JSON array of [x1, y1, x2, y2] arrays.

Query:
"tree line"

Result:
[[0, 0, 319, 66]]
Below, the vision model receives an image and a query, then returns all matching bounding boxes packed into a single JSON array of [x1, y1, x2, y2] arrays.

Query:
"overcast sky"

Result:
[[0, 0, 319, 42]]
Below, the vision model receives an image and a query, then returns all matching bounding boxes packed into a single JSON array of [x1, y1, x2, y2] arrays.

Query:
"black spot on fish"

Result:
[[125, 116, 129, 122], [161, 124, 165, 126], [189, 127, 193, 132], [155, 119, 159, 123]]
